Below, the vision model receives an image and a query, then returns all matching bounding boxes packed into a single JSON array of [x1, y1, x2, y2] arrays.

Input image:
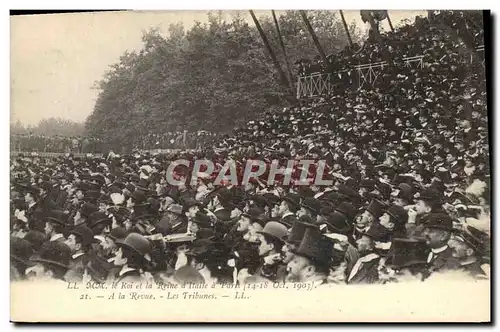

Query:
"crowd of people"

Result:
[[11, 131, 220, 154], [10, 134, 107, 154], [10, 10, 490, 286]]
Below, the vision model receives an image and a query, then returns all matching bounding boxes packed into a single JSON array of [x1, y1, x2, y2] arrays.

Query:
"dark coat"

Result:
[[280, 214, 297, 228], [347, 252, 381, 285], [64, 253, 87, 282], [427, 247, 461, 274]]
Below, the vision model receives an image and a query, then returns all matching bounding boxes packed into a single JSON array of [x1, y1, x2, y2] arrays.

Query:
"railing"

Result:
[[296, 73, 335, 99], [354, 61, 388, 90], [296, 49, 485, 98]]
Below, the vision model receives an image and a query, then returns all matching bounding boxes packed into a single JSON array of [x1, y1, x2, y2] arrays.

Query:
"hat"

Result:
[[116, 232, 152, 262], [301, 197, 322, 215], [366, 199, 385, 219], [23, 230, 46, 252], [166, 204, 183, 215], [132, 190, 148, 204], [334, 202, 356, 220], [388, 238, 428, 269], [257, 221, 288, 242], [11, 237, 34, 266], [286, 221, 312, 245], [68, 225, 95, 247], [455, 226, 489, 256], [386, 205, 408, 225], [395, 183, 413, 203], [417, 188, 442, 203], [183, 198, 200, 211], [422, 213, 453, 232], [44, 210, 68, 226], [325, 212, 351, 234], [191, 212, 212, 228], [242, 207, 263, 221], [88, 211, 111, 229], [185, 238, 214, 260], [30, 241, 71, 270], [262, 193, 280, 206], [254, 214, 269, 228], [108, 226, 129, 242], [81, 203, 98, 218], [281, 193, 300, 208], [293, 224, 335, 266]]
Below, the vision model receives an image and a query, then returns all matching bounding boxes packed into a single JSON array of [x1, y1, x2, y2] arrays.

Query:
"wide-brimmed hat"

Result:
[[30, 241, 71, 270]]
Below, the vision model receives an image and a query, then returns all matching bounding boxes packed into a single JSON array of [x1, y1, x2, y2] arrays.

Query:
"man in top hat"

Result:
[[282, 220, 310, 267], [108, 232, 153, 283], [347, 227, 382, 284], [287, 224, 335, 285], [374, 205, 408, 241], [26, 241, 72, 283], [353, 199, 385, 241], [448, 226, 489, 279], [64, 225, 95, 282], [276, 193, 300, 228], [44, 210, 68, 243], [422, 213, 461, 274]]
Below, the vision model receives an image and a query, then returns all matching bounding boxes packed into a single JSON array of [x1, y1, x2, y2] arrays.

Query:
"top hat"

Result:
[[286, 221, 312, 245], [388, 238, 428, 269], [293, 224, 335, 266], [386, 205, 408, 225], [366, 199, 385, 219]]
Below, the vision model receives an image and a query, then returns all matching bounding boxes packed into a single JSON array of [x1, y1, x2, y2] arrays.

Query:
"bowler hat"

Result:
[[81, 203, 98, 218], [107, 226, 129, 242], [257, 221, 288, 242], [44, 210, 68, 226], [88, 211, 111, 229], [116, 232, 152, 262], [325, 212, 351, 234], [241, 207, 263, 221], [334, 202, 356, 220], [68, 225, 95, 247]]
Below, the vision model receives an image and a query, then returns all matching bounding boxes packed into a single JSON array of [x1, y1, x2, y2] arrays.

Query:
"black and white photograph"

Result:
[[9, 9, 491, 322]]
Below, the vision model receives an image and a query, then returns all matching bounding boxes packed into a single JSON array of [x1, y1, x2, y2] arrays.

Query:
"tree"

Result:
[[85, 11, 361, 147]]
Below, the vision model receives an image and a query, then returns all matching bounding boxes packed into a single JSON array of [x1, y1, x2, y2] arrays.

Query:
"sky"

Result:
[[10, 10, 427, 126]]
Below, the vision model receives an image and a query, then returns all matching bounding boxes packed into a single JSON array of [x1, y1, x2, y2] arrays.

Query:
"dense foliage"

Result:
[[85, 11, 361, 148]]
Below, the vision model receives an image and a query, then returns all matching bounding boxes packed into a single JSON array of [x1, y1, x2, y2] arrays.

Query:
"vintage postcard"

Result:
[[10, 9, 490, 322]]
